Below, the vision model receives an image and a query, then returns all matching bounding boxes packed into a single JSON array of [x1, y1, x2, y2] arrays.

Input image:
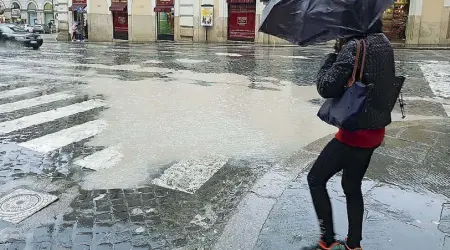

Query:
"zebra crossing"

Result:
[[1, 55, 449, 196], [0, 84, 232, 195], [0, 85, 112, 175]]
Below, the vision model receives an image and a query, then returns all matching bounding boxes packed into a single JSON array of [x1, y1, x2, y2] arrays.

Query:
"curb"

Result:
[[213, 150, 318, 250]]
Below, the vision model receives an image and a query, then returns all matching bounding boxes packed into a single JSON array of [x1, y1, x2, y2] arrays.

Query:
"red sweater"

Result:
[[335, 128, 385, 148]]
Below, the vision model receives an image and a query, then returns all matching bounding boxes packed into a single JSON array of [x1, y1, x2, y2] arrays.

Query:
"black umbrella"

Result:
[[259, 0, 394, 46]]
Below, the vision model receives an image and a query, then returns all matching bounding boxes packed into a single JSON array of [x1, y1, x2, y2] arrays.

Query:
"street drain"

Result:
[[0, 189, 58, 224]]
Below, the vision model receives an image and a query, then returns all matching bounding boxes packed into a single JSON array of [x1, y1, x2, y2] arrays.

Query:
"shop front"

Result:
[[0, 7, 4, 24], [227, 0, 256, 41], [110, 0, 128, 40], [69, 0, 87, 39], [44, 3, 53, 25], [11, 2, 21, 23], [382, 0, 409, 41], [69, 0, 87, 24], [154, 0, 174, 40], [27, 2, 37, 25]]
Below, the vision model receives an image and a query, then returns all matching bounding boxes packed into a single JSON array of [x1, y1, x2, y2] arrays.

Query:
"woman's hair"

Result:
[[367, 19, 383, 34], [340, 19, 383, 44]]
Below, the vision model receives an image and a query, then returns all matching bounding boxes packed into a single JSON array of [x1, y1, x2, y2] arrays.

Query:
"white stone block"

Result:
[[179, 6, 194, 16], [180, 16, 194, 27]]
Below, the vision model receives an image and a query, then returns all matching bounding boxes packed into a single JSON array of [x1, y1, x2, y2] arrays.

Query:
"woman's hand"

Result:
[[333, 39, 345, 53]]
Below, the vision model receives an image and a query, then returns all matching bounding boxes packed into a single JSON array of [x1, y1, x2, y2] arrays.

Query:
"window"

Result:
[[12, 2, 20, 9]]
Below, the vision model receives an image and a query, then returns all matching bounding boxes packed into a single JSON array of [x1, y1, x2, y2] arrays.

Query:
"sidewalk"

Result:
[[215, 118, 450, 250]]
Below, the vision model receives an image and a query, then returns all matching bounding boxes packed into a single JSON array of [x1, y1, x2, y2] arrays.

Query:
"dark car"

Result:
[[0, 24, 43, 50]]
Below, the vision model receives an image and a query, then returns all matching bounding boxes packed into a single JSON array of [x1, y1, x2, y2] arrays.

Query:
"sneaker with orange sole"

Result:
[[301, 240, 345, 250]]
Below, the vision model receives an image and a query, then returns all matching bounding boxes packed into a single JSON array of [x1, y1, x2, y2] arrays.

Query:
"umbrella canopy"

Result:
[[259, 0, 394, 46]]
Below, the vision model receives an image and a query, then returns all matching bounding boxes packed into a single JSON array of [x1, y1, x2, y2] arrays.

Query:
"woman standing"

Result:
[[304, 20, 396, 250], [71, 22, 77, 41]]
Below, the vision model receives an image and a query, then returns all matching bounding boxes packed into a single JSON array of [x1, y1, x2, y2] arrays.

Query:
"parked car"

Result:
[[23, 24, 33, 32], [32, 25, 45, 34], [0, 24, 43, 50]]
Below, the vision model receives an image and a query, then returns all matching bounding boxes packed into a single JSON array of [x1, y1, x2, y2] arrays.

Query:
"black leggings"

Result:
[[307, 138, 376, 246]]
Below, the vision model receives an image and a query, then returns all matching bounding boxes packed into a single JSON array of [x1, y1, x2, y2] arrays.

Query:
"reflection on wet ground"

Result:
[[256, 175, 450, 250]]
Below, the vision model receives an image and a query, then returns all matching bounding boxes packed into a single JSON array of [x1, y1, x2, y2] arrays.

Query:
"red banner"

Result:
[[156, 0, 174, 6], [227, 0, 255, 3], [228, 4, 255, 40], [72, 0, 87, 4], [113, 12, 128, 33]]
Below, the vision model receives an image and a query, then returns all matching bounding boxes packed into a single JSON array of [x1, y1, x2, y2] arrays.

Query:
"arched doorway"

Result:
[[44, 3, 53, 25], [27, 2, 37, 25], [11, 2, 21, 23]]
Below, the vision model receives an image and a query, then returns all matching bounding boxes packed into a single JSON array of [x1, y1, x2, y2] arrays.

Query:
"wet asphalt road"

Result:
[[0, 42, 449, 249]]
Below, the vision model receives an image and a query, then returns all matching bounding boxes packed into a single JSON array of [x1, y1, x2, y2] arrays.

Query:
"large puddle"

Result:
[[81, 67, 336, 189]]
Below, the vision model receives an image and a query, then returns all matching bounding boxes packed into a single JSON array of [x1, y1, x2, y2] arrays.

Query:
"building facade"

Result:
[[404, 0, 450, 45], [0, 0, 56, 25], [1, 0, 449, 45]]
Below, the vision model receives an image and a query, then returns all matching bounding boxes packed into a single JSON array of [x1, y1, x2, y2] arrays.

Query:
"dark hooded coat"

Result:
[[316, 24, 397, 130]]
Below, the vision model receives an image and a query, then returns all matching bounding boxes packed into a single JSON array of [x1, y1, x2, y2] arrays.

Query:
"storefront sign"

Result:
[[200, 5, 213, 27], [113, 11, 128, 40], [72, 0, 87, 4], [12, 9, 20, 18], [227, 0, 255, 3], [237, 16, 247, 25], [228, 3, 255, 40], [110, 0, 127, 12], [113, 13, 128, 32], [156, 0, 174, 6]]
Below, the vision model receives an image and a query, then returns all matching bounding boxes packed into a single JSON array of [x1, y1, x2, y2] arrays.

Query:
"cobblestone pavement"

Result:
[[0, 43, 449, 249]]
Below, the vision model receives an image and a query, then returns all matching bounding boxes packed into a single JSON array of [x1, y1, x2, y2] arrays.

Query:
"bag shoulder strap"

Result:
[[349, 40, 361, 86], [359, 40, 367, 81], [348, 39, 366, 87]]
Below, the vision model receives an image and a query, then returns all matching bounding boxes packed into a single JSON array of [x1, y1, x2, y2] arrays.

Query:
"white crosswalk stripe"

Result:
[[443, 104, 450, 117], [0, 86, 42, 99], [0, 92, 76, 114], [0, 100, 105, 135], [152, 155, 228, 194], [19, 120, 108, 154], [74, 146, 123, 171], [419, 62, 450, 99]]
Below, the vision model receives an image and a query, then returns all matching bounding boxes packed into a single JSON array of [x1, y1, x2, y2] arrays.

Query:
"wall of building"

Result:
[[0, 0, 56, 24], [88, 0, 113, 41], [130, 0, 155, 42], [407, 0, 450, 45]]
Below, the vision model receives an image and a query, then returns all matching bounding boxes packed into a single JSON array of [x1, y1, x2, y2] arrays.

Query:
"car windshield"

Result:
[[0, 26, 14, 33]]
